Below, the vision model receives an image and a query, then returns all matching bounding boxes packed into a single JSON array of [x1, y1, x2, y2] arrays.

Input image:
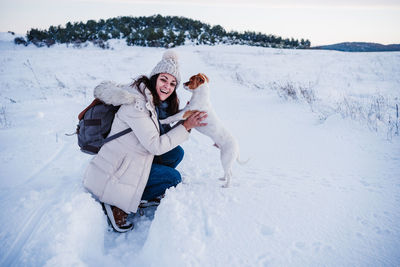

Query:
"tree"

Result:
[[17, 15, 308, 49], [165, 29, 176, 47], [176, 30, 186, 46], [210, 25, 225, 38]]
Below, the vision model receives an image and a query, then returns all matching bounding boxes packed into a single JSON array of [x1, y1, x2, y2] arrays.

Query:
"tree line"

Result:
[[14, 15, 311, 49]]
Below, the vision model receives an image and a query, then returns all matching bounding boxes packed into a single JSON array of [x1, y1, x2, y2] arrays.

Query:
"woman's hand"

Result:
[[183, 111, 208, 131]]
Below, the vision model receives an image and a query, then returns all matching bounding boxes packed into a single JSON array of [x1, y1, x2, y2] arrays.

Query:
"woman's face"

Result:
[[156, 73, 177, 101]]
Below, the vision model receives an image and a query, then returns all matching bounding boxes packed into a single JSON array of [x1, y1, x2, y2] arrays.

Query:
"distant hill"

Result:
[[312, 42, 400, 52], [13, 14, 310, 49]]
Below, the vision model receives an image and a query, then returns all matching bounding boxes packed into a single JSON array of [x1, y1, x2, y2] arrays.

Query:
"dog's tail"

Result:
[[236, 154, 251, 165]]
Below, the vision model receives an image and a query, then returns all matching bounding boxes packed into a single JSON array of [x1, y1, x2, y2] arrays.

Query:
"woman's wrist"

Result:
[[183, 111, 207, 132], [183, 121, 191, 132]]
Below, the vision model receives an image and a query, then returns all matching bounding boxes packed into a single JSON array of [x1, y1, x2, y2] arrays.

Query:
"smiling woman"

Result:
[[156, 73, 177, 101], [82, 50, 207, 232]]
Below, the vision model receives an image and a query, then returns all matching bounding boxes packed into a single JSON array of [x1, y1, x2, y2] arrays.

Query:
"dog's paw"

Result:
[[222, 183, 230, 188]]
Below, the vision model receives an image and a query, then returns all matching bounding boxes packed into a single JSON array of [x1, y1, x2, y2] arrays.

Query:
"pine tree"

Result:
[[19, 15, 308, 49]]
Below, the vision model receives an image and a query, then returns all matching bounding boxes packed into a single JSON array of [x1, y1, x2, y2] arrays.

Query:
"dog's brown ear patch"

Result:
[[183, 110, 199, 119], [199, 73, 209, 83]]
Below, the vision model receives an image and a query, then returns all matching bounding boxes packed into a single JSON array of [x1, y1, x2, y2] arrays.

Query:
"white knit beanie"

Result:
[[150, 50, 181, 87]]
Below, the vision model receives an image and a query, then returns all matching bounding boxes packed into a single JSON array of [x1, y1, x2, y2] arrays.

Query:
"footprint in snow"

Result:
[[260, 225, 275, 236], [294, 241, 307, 250]]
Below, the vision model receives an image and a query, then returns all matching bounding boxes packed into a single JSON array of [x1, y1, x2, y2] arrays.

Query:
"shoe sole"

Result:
[[138, 201, 160, 208]]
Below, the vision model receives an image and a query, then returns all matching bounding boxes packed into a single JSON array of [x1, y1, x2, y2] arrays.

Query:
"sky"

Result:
[[0, 0, 399, 46]]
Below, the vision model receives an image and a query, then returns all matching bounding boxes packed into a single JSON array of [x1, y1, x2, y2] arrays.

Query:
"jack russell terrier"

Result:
[[160, 73, 246, 187]]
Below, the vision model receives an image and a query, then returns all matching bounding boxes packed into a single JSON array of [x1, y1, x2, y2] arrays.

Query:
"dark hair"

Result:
[[131, 74, 180, 115]]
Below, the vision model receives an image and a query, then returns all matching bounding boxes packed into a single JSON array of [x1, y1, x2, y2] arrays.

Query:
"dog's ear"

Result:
[[203, 74, 209, 83], [195, 74, 204, 85], [197, 73, 209, 83]]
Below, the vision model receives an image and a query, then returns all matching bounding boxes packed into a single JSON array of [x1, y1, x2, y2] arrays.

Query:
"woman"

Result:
[[83, 50, 207, 232]]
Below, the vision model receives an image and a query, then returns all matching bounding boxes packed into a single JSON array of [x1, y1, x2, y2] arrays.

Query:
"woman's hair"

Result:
[[131, 74, 180, 115]]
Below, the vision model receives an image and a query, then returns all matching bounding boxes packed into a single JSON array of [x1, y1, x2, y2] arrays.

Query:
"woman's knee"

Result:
[[165, 146, 184, 168], [153, 146, 184, 168], [174, 146, 184, 165], [170, 169, 182, 186], [162, 167, 181, 187]]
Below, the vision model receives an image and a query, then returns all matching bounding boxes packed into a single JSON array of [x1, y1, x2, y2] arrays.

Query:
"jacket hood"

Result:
[[94, 81, 137, 106]]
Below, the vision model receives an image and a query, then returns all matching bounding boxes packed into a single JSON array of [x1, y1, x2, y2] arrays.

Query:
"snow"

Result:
[[1, 32, 400, 266]]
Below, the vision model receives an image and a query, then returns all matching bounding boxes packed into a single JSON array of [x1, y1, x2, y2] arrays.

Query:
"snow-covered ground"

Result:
[[1, 32, 400, 266]]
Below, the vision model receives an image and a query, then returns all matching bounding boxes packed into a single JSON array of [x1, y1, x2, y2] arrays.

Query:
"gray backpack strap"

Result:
[[103, 128, 132, 144]]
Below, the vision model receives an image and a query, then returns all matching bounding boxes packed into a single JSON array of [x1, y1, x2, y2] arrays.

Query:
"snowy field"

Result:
[[0, 32, 400, 266]]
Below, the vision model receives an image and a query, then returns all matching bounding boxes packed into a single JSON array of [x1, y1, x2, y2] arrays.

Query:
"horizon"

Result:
[[1, 0, 399, 46]]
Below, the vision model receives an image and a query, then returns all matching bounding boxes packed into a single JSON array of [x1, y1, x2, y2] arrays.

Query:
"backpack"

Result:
[[77, 99, 132, 154]]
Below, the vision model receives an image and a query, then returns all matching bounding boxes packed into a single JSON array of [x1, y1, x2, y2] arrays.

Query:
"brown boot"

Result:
[[112, 205, 129, 227], [102, 203, 133, 233]]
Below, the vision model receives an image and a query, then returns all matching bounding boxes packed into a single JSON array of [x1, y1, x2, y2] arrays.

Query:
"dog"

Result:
[[160, 73, 245, 187]]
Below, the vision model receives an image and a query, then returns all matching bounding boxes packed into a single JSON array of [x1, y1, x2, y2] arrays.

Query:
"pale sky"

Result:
[[0, 0, 399, 45]]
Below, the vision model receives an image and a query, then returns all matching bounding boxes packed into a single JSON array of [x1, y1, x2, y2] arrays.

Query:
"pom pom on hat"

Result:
[[162, 50, 179, 64], [150, 50, 181, 87]]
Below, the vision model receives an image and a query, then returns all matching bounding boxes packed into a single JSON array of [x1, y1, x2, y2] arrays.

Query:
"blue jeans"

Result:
[[141, 146, 184, 201]]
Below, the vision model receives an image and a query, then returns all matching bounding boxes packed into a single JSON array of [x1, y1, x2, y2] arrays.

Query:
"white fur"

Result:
[[94, 81, 136, 106], [160, 80, 244, 187]]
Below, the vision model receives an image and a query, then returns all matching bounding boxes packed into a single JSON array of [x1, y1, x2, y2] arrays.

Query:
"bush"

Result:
[[14, 37, 28, 46], [271, 81, 317, 110], [91, 39, 110, 49]]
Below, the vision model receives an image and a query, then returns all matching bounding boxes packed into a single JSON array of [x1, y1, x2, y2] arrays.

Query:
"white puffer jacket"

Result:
[[83, 81, 189, 213]]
